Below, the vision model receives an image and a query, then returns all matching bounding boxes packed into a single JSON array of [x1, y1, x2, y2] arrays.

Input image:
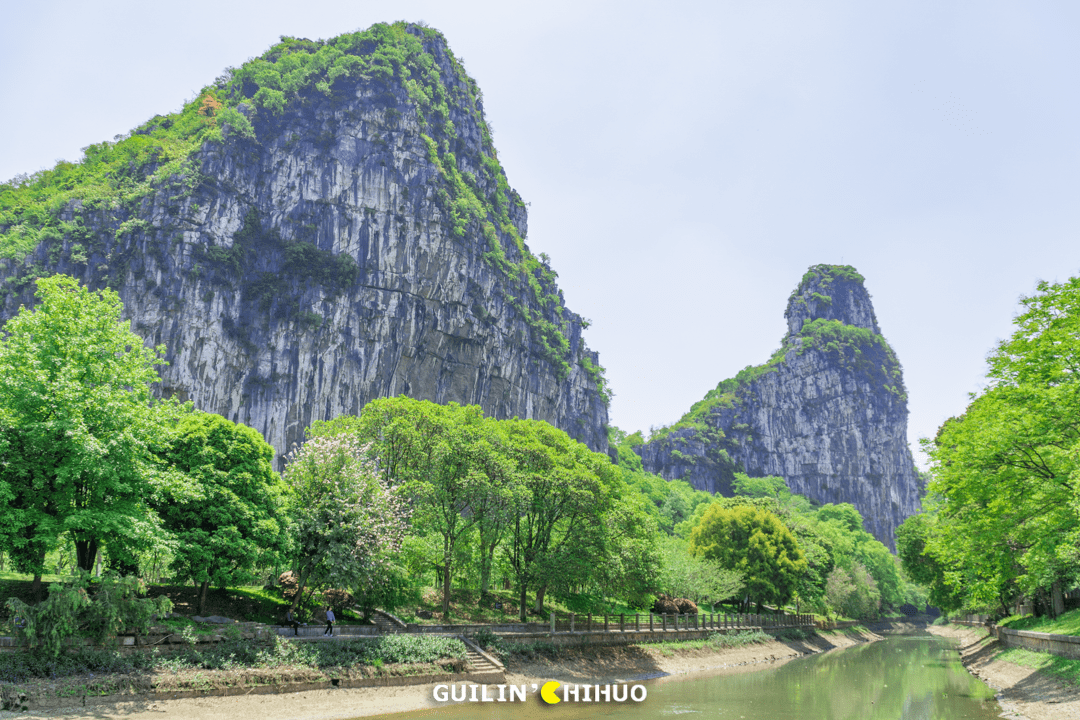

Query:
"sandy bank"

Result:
[[927, 623, 1080, 720], [0, 628, 880, 720]]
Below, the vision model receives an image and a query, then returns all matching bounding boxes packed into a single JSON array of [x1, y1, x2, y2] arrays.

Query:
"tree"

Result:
[[151, 412, 290, 614], [896, 508, 963, 612], [0, 275, 177, 593], [688, 503, 807, 612], [282, 434, 407, 616], [921, 276, 1080, 616], [659, 536, 743, 609], [324, 397, 512, 618], [498, 418, 614, 621]]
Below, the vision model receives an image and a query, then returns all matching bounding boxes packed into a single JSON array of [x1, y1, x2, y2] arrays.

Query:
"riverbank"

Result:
[[503, 626, 881, 686], [927, 623, 1080, 720], [0, 628, 880, 720]]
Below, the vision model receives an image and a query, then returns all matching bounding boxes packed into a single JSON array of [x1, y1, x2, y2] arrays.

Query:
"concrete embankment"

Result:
[[953, 619, 1080, 659], [928, 623, 1080, 720], [0, 627, 882, 719]]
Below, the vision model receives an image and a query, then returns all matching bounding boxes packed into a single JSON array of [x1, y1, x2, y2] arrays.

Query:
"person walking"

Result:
[[323, 606, 335, 636], [286, 608, 299, 636]]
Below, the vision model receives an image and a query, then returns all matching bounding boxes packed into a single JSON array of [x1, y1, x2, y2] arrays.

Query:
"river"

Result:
[[373, 634, 1001, 720]]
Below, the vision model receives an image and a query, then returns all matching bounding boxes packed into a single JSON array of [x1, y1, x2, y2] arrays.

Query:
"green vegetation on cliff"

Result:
[[649, 264, 902, 445], [0, 21, 603, 393], [796, 318, 904, 398]]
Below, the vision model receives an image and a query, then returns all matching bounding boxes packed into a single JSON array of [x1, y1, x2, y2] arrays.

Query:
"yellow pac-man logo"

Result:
[[540, 680, 562, 704]]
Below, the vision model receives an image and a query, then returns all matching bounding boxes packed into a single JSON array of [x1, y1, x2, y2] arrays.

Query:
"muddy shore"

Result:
[[0, 629, 879, 720], [927, 624, 1080, 720]]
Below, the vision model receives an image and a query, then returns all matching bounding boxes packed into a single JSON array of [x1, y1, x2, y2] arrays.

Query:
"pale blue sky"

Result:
[[3, 1, 1079, 467]]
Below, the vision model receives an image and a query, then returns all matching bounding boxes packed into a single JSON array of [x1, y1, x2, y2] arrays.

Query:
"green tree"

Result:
[[151, 412, 290, 614], [329, 397, 511, 618], [688, 503, 807, 612], [498, 418, 614, 621], [896, 508, 963, 612], [282, 433, 408, 616], [659, 536, 743, 609], [922, 276, 1080, 616], [0, 275, 177, 593]]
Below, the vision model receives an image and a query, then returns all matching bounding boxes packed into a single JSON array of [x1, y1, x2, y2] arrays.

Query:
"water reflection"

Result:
[[367, 635, 1000, 720]]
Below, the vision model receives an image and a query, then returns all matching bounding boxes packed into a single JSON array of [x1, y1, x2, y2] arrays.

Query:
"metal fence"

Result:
[[546, 611, 814, 633], [402, 611, 814, 635]]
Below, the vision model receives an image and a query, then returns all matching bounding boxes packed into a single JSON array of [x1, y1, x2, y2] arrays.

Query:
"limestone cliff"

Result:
[[637, 265, 919, 548], [0, 24, 610, 464]]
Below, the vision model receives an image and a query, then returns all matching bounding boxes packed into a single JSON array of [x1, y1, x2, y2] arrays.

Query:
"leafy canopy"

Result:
[[151, 412, 290, 607], [907, 275, 1080, 615], [0, 274, 178, 572], [688, 503, 807, 610]]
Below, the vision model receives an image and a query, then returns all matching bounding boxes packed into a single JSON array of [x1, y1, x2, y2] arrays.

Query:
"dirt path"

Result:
[[927, 624, 1080, 720], [0, 629, 879, 720]]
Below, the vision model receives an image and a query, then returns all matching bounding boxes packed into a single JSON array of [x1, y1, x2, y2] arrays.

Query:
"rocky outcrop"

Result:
[[638, 265, 920, 548], [0, 25, 609, 464]]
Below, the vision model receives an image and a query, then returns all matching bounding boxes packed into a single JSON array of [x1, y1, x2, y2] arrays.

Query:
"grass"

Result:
[[998, 608, 1080, 637], [0, 572, 64, 584], [398, 586, 645, 625], [995, 647, 1080, 688], [1, 575, 366, 626]]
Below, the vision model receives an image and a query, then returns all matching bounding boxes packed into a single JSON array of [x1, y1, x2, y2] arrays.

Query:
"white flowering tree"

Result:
[[282, 434, 408, 616]]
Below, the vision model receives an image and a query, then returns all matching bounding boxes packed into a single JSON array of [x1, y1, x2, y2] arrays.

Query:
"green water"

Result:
[[378, 635, 1001, 720]]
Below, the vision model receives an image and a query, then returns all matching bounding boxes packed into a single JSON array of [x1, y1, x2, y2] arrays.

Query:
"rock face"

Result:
[[0, 25, 609, 464], [637, 265, 920, 548]]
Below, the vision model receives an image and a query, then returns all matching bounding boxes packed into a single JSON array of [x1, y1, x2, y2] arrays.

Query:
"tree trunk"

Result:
[[198, 580, 210, 615], [28, 545, 47, 601], [1052, 581, 1066, 618], [519, 583, 529, 622], [442, 555, 452, 619], [479, 544, 493, 597], [75, 537, 99, 572], [534, 585, 546, 614], [289, 567, 311, 613]]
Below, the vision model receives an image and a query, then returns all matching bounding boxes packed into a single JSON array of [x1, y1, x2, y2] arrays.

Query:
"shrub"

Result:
[[471, 628, 497, 650], [652, 595, 678, 614], [3, 574, 172, 658], [323, 588, 354, 614], [674, 598, 699, 615]]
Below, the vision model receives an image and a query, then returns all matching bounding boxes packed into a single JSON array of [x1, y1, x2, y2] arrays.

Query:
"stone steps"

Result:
[[465, 648, 500, 673]]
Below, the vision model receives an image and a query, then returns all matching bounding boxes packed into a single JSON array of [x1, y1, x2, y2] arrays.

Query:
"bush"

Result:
[[674, 598, 699, 615], [323, 588, 353, 614], [652, 595, 678, 614], [707, 629, 771, 648], [0, 633, 467, 682], [471, 628, 497, 650], [3, 574, 172, 658]]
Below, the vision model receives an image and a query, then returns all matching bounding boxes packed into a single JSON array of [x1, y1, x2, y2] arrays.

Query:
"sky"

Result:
[[3, 1, 1079, 467]]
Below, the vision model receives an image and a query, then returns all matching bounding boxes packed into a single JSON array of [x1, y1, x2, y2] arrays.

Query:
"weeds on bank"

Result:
[[643, 629, 773, 655], [995, 647, 1080, 688], [0, 635, 466, 683]]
